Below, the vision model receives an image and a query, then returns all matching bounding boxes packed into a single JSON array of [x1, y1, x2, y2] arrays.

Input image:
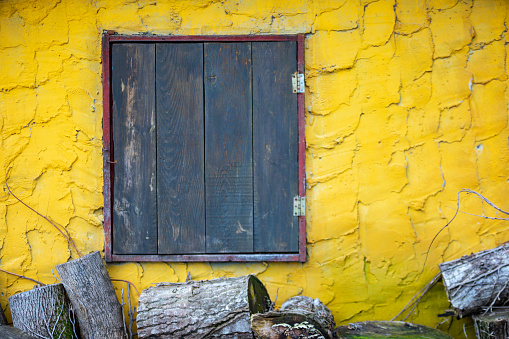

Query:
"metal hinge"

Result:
[[292, 73, 305, 93], [293, 196, 306, 216]]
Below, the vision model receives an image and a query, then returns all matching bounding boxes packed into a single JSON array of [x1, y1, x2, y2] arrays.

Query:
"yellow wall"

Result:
[[1, 0, 508, 337]]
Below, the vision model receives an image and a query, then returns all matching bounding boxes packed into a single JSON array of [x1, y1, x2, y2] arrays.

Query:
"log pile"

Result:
[[7, 243, 509, 339], [137, 275, 271, 338], [439, 242, 509, 318], [439, 242, 509, 339], [2, 251, 128, 339]]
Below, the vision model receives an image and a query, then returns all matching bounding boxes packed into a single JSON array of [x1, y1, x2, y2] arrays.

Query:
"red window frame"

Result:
[[101, 31, 306, 262]]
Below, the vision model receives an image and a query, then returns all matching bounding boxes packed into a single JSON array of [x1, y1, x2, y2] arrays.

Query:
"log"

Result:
[[0, 326, 39, 338], [55, 251, 126, 339], [251, 296, 336, 339], [473, 310, 509, 339], [336, 321, 453, 339], [281, 296, 335, 337], [251, 312, 333, 339], [137, 275, 271, 338], [439, 242, 509, 318], [9, 283, 76, 339]]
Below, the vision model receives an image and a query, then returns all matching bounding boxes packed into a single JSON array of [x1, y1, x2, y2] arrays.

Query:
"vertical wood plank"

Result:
[[111, 43, 157, 255], [204, 42, 254, 253], [252, 41, 299, 253], [156, 43, 206, 254]]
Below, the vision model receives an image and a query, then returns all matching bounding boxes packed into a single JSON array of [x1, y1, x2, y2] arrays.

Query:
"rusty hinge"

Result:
[[292, 73, 305, 93], [293, 196, 306, 216]]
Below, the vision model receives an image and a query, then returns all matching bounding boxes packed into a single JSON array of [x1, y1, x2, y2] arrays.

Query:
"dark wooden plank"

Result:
[[156, 43, 206, 254], [253, 41, 298, 253], [111, 43, 157, 254], [111, 253, 300, 262], [204, 42, 253, 253]]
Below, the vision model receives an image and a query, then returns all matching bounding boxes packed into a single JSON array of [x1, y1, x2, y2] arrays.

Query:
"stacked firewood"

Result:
[[1, 252, 472, 339], [136, 275, 451, 339], [439, 242, 509, 339]]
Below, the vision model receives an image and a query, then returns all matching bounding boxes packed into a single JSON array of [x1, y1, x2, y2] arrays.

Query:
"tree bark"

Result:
[[0, 325, 39, 339], [336, 321, 453, 339], [439, 242, 509, 318], [251, 296, 336, 339], [473, 310, 509, 339], [251, 311, 333, 339], [137, 275, 271, 338], [9, 283, 76, 339], [55, 251, 126, 339]]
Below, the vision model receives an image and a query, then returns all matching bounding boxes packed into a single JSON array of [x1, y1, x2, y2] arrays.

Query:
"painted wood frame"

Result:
[[102, 31, 306, 262]]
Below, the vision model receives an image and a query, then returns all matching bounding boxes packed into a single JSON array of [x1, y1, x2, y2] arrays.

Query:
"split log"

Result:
[[56, 251, 126, 339], [336, 321, 453, 339], [9, 283, 76, 339], [137, 275, 271, 338], [473, 310, 509, 339], [251, 312, 333, 339], [0, 326, 39, 338], [251, 296, 336, 339], [439, 242, 509, 318]]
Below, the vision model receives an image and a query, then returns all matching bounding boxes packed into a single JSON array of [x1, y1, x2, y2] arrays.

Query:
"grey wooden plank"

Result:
[[111, 43, 157, 254], [156, 43, 206, 254], [253, 41, 299, 252], [204, 42, 254, 253]]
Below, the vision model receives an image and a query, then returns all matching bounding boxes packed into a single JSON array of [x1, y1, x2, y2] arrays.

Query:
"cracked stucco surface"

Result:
[[0, 0, 508, 337]]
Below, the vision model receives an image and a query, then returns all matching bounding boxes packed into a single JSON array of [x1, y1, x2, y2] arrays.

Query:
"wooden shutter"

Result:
[[109, 39, 300, 258]]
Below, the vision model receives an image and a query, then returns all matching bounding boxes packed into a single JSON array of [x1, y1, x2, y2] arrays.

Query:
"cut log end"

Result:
[[9, 283, 75, 339], [473, 310, 509, 339], [439, 243, 509, 318]]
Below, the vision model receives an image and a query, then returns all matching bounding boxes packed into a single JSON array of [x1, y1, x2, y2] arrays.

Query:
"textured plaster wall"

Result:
[[1, 0, 508, 337]]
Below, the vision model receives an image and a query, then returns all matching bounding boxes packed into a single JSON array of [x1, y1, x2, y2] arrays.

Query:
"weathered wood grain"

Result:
[[252, 41, 299, 253], [112, 43, 157, 255], [0, 326, 38, 339], [439, 242, 509, 318], [9, 284, 75, 339], [56, 251, 126, 339], [204, 42, 254, 253], [156, 43, 206, 254], [137, 275, 271, 338]]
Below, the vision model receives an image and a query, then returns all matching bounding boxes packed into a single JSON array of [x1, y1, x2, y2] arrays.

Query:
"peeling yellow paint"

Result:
[[1, 1, 509, 338]]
